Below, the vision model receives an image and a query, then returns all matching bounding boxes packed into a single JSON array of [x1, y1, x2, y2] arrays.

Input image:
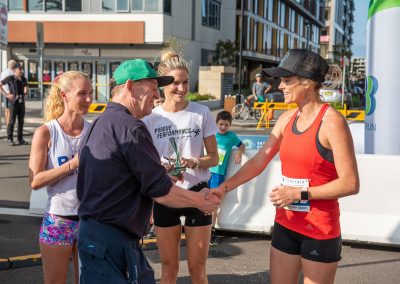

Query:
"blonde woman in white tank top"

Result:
[[29, 71, 93, 284]]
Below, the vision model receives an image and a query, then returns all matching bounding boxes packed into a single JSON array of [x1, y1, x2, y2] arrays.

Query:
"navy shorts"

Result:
[[208, 172, 225, 189], [78, 218, 155, 284], [271, 222, 342, 263], [154, 181, 212, 227]]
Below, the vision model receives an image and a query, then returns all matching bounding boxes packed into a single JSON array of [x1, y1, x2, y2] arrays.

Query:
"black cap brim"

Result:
[[262, 67, 294, 78], [156, 76, 174, 87]]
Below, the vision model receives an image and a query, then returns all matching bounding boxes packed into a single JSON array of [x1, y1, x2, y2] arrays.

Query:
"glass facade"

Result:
[[18, 0, 168, 13], [237, 0, 322, 58], [8, 0, 23, 11], [28, 0, 43, 11]]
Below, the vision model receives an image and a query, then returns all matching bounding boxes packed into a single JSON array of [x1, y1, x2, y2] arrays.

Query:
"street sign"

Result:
[[0, 2, 7, 46]]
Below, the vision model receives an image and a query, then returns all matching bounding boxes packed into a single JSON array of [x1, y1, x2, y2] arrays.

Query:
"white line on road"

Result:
[[0, 207, 39, 217]]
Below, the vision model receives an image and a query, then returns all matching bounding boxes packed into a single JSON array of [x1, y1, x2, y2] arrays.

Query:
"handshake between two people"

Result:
[[197, 186, 227, 216]]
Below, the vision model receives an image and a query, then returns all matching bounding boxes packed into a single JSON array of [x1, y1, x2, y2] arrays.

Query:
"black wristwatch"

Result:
[[300, 187, 309, 201]]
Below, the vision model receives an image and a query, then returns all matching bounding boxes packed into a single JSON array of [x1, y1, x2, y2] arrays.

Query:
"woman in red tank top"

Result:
[[210, 49, 359, 284]]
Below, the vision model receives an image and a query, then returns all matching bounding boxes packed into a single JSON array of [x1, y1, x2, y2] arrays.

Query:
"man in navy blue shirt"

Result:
[[77, 59, 220, 284]]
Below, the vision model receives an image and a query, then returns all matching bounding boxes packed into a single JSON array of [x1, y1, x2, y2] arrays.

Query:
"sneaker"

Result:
[[146, 225, 156, 239], [8, 139, 15, 146], [18, 140, 29, 145], [210, 230, 220, 246]]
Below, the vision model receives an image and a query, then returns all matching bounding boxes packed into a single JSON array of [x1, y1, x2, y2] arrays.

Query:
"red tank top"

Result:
[[276, 103, 340, 239]]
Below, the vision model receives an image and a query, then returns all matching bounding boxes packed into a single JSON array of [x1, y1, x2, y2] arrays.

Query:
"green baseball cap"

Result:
[[113, 59, 174, 87]]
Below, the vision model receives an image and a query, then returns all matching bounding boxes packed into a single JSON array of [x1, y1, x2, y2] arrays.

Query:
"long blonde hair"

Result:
[[44, 71, 90, 122], [157, 51, 190, 76]]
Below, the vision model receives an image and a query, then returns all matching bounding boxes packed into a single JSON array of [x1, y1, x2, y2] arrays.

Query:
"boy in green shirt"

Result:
[[208, 111, 245, 245]]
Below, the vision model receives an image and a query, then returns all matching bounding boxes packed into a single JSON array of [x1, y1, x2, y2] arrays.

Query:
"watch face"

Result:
[[301, 190, 309, 201]]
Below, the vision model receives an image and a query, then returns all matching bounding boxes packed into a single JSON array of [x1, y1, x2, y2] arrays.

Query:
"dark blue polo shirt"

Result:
[[77, 102, 172, 238]]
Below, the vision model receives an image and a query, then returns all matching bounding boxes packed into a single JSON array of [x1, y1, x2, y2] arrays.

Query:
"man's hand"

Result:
[[198, 189, 220, 215], [199, 193, 221, 215]]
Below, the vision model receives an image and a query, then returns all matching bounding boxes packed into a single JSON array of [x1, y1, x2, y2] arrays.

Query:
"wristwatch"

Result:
[[300, 187, 309, 201]]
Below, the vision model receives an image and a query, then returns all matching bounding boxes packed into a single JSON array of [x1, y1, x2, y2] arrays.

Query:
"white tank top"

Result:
[[45, 119, 90, 215]]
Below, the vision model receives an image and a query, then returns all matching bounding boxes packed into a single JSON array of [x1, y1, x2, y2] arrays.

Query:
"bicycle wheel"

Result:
[[254, 109, 261, 121], [232, 104, 250, 122]]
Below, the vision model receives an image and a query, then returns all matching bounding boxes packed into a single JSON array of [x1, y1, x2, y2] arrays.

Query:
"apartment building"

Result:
[[6, 0, 235, 101], [350, 56, 366, 82], [320, 0, 354, 61], [235, 0, 325, 86]]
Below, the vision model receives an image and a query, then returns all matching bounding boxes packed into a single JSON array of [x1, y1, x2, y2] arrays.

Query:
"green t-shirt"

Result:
[[210, 131, 242, 176]]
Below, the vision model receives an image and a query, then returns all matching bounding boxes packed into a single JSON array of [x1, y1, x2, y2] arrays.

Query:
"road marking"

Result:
[[0, 207, 31, 216]]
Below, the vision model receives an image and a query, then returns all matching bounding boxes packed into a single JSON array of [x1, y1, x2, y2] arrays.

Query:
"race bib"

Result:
[[281, 176, 310, 212], [218, 148, 226, 165]]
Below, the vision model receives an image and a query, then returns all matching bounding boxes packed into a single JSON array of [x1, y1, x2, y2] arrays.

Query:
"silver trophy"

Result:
[[166, 137, 188, 177]]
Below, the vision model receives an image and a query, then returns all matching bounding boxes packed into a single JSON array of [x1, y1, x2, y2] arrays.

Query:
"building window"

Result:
[[145, 0, 160, 12], [28, 0, 43, 11], [131, 0, 143, 11], [201, 0, 221, 30], [163, 0, 171, 14], [267, 0, 273, 21], [116, 0, 129, 12], [8, 0, 23, 11], [46, 0, 62, 11], [102, 0, 115, 12], [65, 0, 82, 11]]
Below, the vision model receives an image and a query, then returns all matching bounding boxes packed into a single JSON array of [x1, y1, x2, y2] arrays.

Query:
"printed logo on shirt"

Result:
[[217, 149, 226, 165], [57, 155, 77, 176], [281, 175, 310, 212], [153, 124, 201, 139]]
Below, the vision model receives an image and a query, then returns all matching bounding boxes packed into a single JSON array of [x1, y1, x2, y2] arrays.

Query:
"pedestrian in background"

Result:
[[208, 110, 245, 245], [28, 71, 93, 284], [143, 51, 219, 283], [210, 49, 359, 284], [252, 73, 271, 102], [0, 59, 19, 128], [77, 59, 220, 283], [0, 63, 28, 146]]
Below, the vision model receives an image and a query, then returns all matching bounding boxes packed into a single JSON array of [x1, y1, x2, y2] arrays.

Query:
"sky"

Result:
[[352, 0, 369, 58]]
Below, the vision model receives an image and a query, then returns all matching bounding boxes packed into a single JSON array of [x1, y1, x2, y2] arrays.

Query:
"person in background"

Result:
[[1, 63, 28, 146], [146, 89, 167, 240], [28, 71, 93, 284], [77, 59, 220, 283], [210, 49, 359, 284], [0, 60, 18, 128], [208, 110, 245, 245], [252, 73, 271, 102], [143, 51, 219, 283]]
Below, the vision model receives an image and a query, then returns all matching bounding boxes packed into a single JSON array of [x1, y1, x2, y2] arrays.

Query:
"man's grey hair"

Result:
[[7, 60, 18, 69]]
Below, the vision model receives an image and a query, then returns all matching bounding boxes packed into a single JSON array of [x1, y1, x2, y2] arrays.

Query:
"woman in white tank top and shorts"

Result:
[[29, 71, 93, 284]]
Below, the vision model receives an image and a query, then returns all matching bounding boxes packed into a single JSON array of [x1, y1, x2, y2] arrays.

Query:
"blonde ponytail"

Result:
[[44, 71, 90, 122], [158, 51, 190, 76]]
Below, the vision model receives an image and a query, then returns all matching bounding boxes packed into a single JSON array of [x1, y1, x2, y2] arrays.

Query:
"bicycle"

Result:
[[232, 94, 262, 122]]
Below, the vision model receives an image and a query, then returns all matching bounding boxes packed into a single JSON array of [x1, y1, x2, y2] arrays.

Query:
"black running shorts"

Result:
[[271, 222, 342, 263], [154, 182, 212, 227]]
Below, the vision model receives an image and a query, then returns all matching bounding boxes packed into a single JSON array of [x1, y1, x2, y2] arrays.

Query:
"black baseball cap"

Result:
[[262, 49, 329, 83]]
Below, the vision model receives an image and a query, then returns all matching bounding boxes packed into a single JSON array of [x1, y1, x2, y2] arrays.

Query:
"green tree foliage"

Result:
[[213, 39, 238, 66]]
